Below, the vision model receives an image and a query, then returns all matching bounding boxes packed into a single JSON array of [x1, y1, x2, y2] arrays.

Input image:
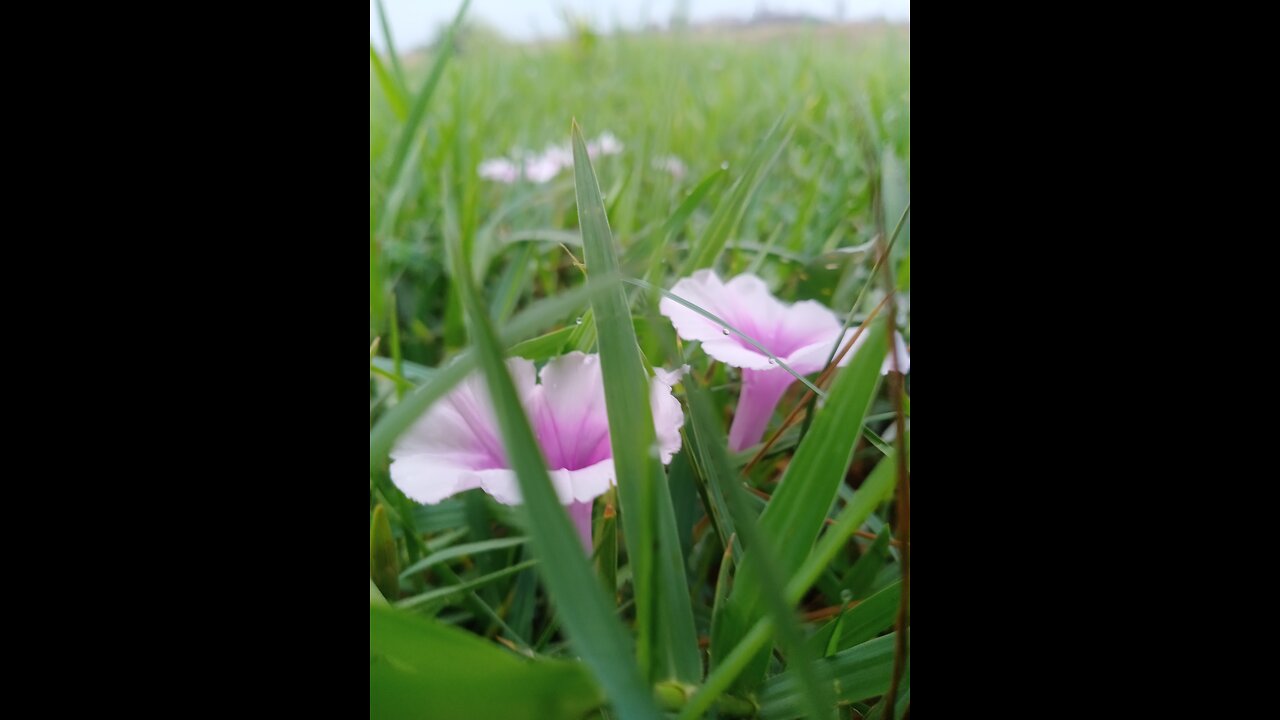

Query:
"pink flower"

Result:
[[390, 352, 685, 548], [658, 270, 909, 452], [653, 155, 687, 179], [478, 158, 520, 184], [587, 132, 623, 158], [478, 134, 622, 185]]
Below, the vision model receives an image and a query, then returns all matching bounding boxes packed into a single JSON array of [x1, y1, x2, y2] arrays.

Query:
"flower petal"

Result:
[[531, 352, 612, 471], [390, 359, 538, 504], [389, 455, 483, 505], [650, 370, 685, 463], [833, 328, 911, 375], [480, 461, 615, 505], [659, 270, 775, 369]]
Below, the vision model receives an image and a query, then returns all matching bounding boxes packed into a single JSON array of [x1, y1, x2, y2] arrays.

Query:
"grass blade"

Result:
[[396, 559, 537, 610], [368, 44, 407, 121], [572, 120, 701, 684], [756, 633, 900, 720], [682, 371, 835, 720], [398, 536, 530, 580], [370, 504, 400, 600], [373, 0, 408, 94], [710, 320, 887, 692], [447, 176, 660, 719]]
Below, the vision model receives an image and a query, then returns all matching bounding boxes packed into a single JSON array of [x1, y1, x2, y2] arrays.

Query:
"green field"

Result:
[[370, 5, 911, 718]]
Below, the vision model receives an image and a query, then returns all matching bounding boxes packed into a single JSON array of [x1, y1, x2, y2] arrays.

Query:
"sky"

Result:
[[370, 0, 911, 50]]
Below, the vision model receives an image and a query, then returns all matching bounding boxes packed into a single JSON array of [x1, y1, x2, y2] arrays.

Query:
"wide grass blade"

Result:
[[368, 44, 407, 121], [372, 0, 408, 95], [371, 604, 604, 720], [756, 633, 900, 720], [804, 580, 902, 658], [447, 181, 660, 719], [572, 121, 701, 684]]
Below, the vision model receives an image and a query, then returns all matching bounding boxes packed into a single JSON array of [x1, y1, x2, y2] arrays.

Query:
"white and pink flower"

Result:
[[391, 352, 684, 548], [659, 270, 908, 452]]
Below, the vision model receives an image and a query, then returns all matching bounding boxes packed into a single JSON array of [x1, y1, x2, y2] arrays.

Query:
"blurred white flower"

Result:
[[477, 158, 520, 184], [653, 155, 687, 179], [478, 132, 625, 185]]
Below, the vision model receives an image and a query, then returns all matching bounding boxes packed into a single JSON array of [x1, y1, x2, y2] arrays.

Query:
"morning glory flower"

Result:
[[390, 352, 685, 548], [477, 134, 623, 185], [478, 158, 521, 183], [653, 155, 687, 179], [658, 270, 909, 452], [587, 132, 623, 157]]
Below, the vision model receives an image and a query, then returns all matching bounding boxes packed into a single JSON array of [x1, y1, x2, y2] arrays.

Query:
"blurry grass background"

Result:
[[370, 18, 909, 366], [371, 6, 909, 719]]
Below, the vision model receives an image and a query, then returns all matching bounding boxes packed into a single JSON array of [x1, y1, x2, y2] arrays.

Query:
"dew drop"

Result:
[[722, 328, 730, 335], [575, 317, 583, 325], [767, 358, 775, 365], [720, 161, 730, 170]]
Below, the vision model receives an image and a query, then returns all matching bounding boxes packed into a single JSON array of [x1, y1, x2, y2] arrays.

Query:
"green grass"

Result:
[[371, 11, 909, 719]]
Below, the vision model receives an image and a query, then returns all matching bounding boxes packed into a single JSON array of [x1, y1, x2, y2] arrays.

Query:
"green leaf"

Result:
[[371, 604, 604, 720], [447, 161, 661, 719], [593, 497, 618, 600], [508, 326, 576, 361], [756, 633, 900, 720], [835, 581, 903, 652], [372, 0, 408, 96], [371, 356, 435, 385], [398, 536, 530, 580], [396, 559, 537, 610], [805, 581, 902, 659], [368, 44, 407, 121], [842, 527, 892, 600], [572, 121, 701, 684], [370, 505, 400, 600]]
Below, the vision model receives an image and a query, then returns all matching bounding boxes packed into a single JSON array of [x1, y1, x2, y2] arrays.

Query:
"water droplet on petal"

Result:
[[768, 358, 776, 365], [722, 328, 730, 335]]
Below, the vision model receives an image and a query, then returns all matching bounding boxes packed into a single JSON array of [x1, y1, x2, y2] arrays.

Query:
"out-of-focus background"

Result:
[[372, 0, 910, 47], [369, 0, 909, 369]]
